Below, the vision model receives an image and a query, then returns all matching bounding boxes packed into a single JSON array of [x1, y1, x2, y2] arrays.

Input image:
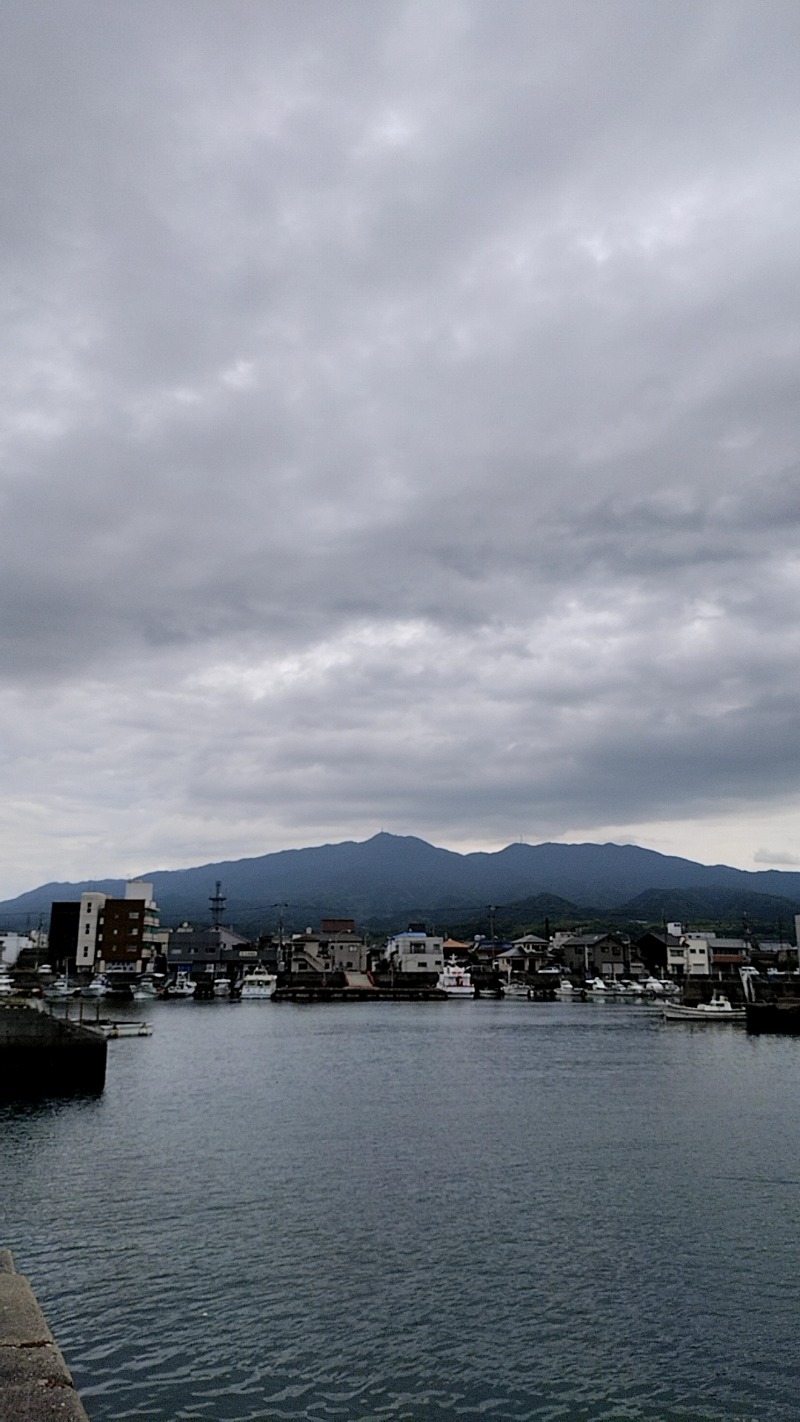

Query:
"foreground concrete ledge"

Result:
[[0, 1254, 90, 1421]]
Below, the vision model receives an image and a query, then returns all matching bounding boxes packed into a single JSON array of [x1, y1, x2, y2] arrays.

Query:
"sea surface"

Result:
[[2, 997, 799, 1421]]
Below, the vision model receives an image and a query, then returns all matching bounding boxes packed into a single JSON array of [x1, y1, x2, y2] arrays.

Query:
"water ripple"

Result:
[[2, 1000, 799, 1419]]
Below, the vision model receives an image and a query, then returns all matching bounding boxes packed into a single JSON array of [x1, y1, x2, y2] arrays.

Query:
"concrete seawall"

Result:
[[0, 1004, 106, 1098], [0, 1250, 90, 1420]]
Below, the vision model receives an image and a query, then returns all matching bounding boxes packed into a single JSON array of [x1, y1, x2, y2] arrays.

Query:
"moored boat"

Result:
[[161, 971, 196, 999], [582, 977, 609, 998], [239, 967, 277, 999], [663, 992, 745, 1022], [42, 975, 81, 1000], [503, 981, 531, 998], [81, 975, 109, 999], [437, 959, 474, 998]]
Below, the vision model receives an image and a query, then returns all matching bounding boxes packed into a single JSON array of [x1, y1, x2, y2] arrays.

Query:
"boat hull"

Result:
[[663, 1003, 745, 1022]]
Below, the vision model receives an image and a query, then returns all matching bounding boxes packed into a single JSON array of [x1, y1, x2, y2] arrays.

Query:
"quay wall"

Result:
[[0, 1004, 107, 1097], [0, 1249, 91, 1420]]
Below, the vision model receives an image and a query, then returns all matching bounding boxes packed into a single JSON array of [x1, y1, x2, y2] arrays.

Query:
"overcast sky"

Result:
[[1, 0, 800, 897]]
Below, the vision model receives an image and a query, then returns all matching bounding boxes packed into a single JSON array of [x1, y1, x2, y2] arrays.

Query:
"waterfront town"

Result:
[[1, 878, 799, 1011]]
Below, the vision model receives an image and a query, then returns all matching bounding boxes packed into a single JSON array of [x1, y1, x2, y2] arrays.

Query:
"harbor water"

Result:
[[2, 998, 799, 1421]]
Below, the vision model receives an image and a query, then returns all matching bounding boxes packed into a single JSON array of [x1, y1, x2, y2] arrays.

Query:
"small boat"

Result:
[[618, 979, 645, 996], [0, 969, 15, 997], [81, 975, 109, 999], [161, 971, 196, 999], [42, 974, 81, 1000], [437, 959, 475, 998], [239, 967, 277, 999], [663, 992, 745, 1022], [503, 981, 531, 998], [582, 977, 609, 998], [214, 977, 233, 997], [132, 976, 159, 999], [642, 976, 668, 996]]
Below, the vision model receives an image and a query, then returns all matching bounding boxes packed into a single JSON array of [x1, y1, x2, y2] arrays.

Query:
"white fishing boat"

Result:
[[663, 992, 745, 1022], [537, 968, 574, 997], [504, 981, 531, 998], [437, 959, 474, 998], [582, 977, 609, 998], [81, 975, 109, 999], [0, 969, 15, 996], [162, 971, 196, 999], [239, 967, 277, 999], [618, 979, 645, 996], [642, 976, 667, 996], [214, 976, 233, 996], [42, 974, 81, 1000], [132, 976, 159, 999]]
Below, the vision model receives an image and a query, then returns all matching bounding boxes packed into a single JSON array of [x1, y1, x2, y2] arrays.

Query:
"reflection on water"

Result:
[[3, 1000, 800, 1420]]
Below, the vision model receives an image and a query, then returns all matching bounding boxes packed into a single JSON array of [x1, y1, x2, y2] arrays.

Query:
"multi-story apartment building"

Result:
[[62, 880, 164, 976]]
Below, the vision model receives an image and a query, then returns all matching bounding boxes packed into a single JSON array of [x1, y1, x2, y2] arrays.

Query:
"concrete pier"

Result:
[[0, 1004, 107, 1098], [0, 1250, 90, 1420]]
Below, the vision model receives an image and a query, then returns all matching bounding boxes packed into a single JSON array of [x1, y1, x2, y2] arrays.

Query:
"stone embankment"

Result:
[[0, 1004, 106, 1098], [0, 1250, 90, 1420]]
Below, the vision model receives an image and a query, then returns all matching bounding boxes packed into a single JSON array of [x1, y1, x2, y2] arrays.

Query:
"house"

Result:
[[289, 919, 370, 975], [665, 933, 711, 978], [633, 929, 682, 977], [166, 923, 254, 975], [708, 937, 749, 979], [0, 929, 47, 968], [559, 933, 632, 980], [384, 924, 444, 976], [496, 936, 549, 981]]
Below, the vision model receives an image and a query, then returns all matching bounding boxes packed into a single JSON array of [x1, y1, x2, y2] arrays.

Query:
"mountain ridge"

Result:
[[1, 833, 799, 935]]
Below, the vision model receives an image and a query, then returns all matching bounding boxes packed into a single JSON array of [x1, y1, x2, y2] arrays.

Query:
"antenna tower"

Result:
[[209, 880, 226, 928]]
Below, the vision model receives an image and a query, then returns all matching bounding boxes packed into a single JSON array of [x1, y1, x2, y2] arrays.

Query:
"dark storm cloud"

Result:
[[1, 0, 800, 889]]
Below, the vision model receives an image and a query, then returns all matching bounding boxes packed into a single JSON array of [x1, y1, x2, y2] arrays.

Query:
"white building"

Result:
[[666, 933, 711, 977], [0, 930, 45, 966], [385, 928, 444, 975], [76, 892, 107, 971]]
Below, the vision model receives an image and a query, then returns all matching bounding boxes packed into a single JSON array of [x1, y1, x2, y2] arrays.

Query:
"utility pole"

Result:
[[272, 902, 289, 973]]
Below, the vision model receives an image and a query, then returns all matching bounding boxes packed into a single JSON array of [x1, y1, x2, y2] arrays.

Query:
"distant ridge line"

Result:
[[0, 833, 799, 932]]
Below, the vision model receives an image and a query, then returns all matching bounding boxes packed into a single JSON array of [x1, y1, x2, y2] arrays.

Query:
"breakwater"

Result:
[[0, 1249, 90, 1420], [0, 1003, 107, 1097]]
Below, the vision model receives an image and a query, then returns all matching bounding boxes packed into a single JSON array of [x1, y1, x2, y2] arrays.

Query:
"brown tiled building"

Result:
[[96, 897, 146, 967]]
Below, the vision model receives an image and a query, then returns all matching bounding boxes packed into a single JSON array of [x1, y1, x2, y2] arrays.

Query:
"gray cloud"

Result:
[[1, 0, 800, 894]]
